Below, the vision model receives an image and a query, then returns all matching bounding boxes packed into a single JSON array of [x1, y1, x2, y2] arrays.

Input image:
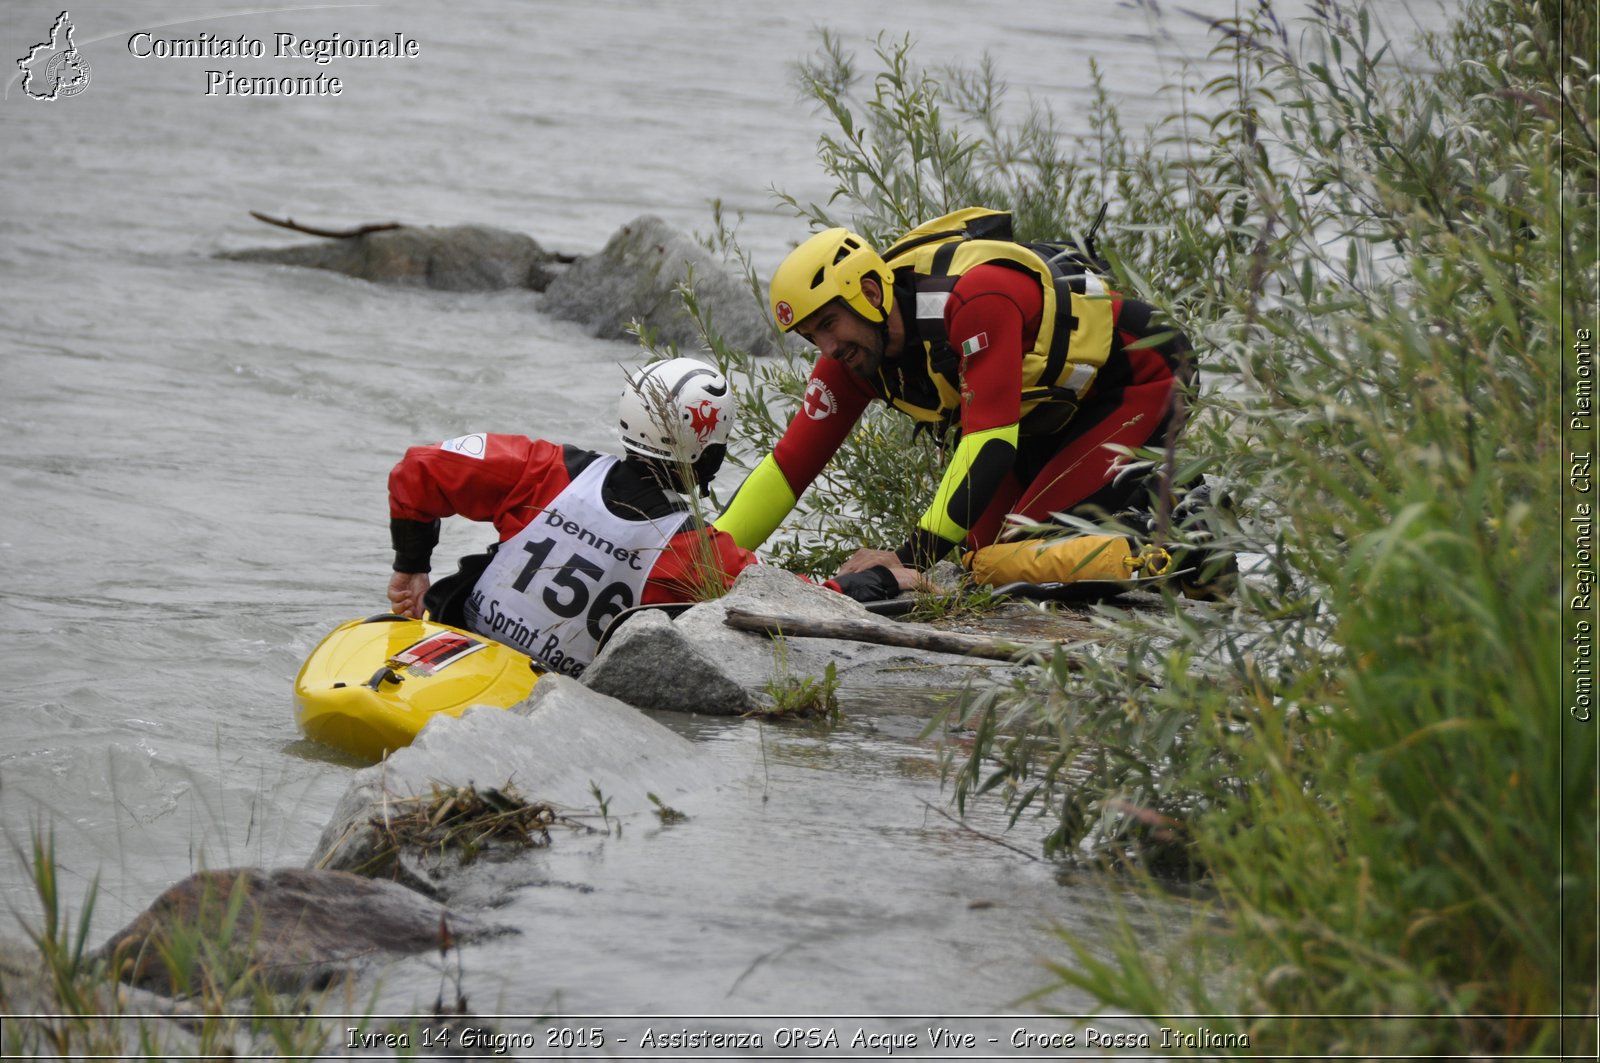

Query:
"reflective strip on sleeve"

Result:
[[916, 423, 1019, 544], [712, 452, 800, 551]]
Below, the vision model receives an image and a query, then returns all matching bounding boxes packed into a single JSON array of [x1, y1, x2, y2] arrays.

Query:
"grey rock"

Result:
[[219, 224, 558, 291], [926, 559, 967, 591], [96, 867, 487, 996], [309, 677, 723, 889], [542, 214, 780, 357], [582, 565, 1021, 715]]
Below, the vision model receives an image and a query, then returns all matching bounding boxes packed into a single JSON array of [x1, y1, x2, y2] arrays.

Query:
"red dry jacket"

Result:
[[389, 433, 761, 605]]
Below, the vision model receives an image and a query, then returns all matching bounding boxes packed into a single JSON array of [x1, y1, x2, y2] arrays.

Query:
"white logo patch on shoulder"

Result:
[[439, 433, 488, 458], [802, 379, 837, 420]]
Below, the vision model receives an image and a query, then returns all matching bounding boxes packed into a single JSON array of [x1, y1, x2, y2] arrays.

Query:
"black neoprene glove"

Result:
[[832, 564, 903, 603]]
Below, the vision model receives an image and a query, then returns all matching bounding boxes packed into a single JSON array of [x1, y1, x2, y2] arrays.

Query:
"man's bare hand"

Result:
[[835, 547, 903, 577], [387, 571, 430, 619], [886, 565, 932, 593]]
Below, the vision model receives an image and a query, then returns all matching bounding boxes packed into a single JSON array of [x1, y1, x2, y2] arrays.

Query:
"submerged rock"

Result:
[[582, 566, 1024, 715], [309, 676, 723, 893], [97, 867, 485, 996], [219, 223, 559, 291], [218, 214, 779, 356], [541, 214, 781, 357]]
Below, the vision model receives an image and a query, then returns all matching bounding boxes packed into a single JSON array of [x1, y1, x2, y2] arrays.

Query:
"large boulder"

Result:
[[219, 224, 559, 291], [541, 215, 781, 357], [308, 677, 724, 893], [582, 566, 1024, 715], [96, 867, 488, 996]]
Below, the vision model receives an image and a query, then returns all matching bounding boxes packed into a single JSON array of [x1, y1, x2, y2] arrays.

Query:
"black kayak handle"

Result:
[[363, 665, 404, 691]]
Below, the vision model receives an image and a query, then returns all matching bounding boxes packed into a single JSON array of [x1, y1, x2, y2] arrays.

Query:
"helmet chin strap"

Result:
[[869, 282, 903, 368], [851, 276, 896, 364]]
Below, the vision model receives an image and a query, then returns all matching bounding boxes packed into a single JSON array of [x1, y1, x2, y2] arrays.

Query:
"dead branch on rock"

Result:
[[722, 606, 1065, 664], [249, 210, 404, 239]]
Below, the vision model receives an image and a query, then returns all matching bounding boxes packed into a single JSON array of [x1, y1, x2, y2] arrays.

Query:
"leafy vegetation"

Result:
[[4, 3, 1588, 1057], [680, 0, 1594, 1055], [754, 644, 842, 721]]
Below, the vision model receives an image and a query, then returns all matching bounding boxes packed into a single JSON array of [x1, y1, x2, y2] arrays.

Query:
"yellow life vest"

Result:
[[877, 207, 1117, 435]]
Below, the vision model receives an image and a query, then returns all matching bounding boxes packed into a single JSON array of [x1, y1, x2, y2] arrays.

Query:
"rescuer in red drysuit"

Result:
[[714, 210, 1207, 584]]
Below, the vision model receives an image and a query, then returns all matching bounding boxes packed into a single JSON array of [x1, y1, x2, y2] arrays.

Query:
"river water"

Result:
[[1, 0, 1454, 1045]]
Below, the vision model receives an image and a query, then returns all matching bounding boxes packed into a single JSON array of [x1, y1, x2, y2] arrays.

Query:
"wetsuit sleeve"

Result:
[[897, 268, 1034, 567], [710, 453, 796, 551], [388, 434, 567, 572], [391, 518, 440, 573], [714, 357, 874, 550], [648, 527, 899, 604], [644, 524, 762, 604]]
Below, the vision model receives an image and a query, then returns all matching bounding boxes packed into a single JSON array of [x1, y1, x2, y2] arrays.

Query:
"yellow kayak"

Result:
[[294, 614, 542, 761]]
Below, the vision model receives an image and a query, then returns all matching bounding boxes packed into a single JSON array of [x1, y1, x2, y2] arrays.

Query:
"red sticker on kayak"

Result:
[[390, 630, 488, 676]]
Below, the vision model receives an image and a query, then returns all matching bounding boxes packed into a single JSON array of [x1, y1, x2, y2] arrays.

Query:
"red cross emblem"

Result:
[[776, 300, 794, 328], [802, 379, 835, 420]]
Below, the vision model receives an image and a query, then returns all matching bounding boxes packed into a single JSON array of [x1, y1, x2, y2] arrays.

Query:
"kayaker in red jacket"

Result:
[[385, 358, 918, 676]]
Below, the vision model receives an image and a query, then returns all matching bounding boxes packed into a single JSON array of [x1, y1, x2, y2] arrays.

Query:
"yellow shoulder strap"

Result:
[[883, 207, 1013, 262]]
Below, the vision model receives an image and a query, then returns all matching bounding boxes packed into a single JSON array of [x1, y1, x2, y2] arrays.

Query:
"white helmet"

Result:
[[618, 358, 733, 492]]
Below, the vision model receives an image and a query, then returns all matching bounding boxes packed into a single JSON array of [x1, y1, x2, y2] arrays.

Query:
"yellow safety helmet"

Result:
[[769, 228, 893, 332]]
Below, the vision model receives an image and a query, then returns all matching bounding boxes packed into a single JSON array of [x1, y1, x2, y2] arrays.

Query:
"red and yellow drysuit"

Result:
[[717, 238, 1194, 568]]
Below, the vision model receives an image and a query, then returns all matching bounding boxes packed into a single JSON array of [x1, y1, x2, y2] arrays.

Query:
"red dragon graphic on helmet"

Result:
[[687, 399, 721, 443]]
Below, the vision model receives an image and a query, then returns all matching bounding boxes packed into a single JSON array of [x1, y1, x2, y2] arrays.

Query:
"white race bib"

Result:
[[463, 456, 687, 675]]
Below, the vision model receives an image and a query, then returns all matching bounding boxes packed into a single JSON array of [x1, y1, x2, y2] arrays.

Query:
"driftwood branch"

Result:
[[721, 606, 1071, 664], [249, 210, 404, 239]]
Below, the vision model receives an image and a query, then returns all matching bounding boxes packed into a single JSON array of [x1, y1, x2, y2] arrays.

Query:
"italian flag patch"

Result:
[[960, 332, 989, 357]]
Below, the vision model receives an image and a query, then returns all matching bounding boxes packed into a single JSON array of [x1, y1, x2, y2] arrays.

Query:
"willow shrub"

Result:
[[669, 0, 1593, 1055]]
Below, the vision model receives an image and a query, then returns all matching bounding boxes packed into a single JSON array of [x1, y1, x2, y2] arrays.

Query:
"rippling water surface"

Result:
[[0, 0, 1453, 1024]]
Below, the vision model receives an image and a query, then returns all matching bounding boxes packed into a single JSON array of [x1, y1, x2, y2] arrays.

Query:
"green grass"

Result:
[[754, 641, 842, 721], [1, 827, 341, 1058]]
